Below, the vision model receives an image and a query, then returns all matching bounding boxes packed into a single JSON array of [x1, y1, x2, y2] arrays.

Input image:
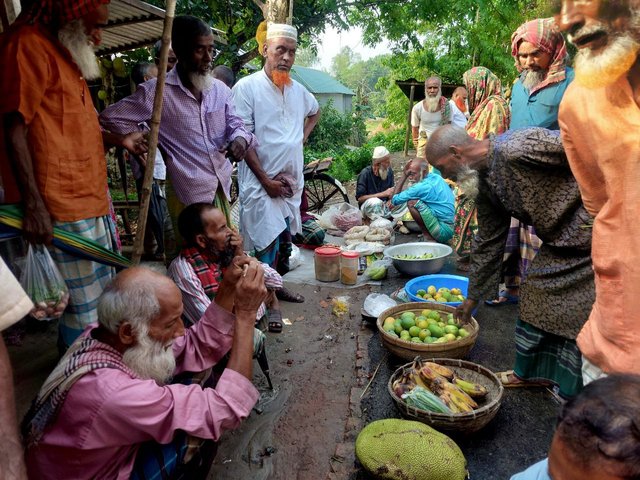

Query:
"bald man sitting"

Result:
[[24, 262, 265, 479]]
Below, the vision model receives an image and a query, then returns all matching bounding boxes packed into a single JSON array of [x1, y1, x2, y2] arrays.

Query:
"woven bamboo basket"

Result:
[[388, 358, 504, 434], [376, 302, 479, 360]]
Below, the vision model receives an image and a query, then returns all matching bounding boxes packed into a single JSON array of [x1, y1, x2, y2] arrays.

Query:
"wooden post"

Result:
[[132, 0, 176, 265], [403, 84, 415, 157]]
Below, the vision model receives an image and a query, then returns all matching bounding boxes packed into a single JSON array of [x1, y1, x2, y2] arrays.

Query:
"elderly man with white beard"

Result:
[[100, 15, 256, 258], [231, 23, 320, 299], [556, 0, 640, 384], [0, 0, 134, 349], [426, 125, 595, 400], [24, 261, 266, 479], [411, 76, 452, 160]]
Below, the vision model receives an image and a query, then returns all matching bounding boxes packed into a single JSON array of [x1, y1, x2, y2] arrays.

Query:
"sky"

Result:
[[316, 26, 391, 72]]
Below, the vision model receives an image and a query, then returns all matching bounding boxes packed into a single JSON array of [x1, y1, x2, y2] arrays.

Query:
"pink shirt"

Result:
[[26, 303, 259, 479]]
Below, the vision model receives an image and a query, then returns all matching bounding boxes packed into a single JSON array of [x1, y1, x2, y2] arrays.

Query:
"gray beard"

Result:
[[57, 19, 101, 80], [188, 72, 214, 92], [378, 167, 389, 181], [520, 70, 546, 91], [573, 31, 640, 89], [456, 165, 480, 200], [122, 323, 176, 385], [424, 92, 442, 112]]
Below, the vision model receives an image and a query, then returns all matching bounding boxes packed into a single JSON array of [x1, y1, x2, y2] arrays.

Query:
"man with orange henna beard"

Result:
[[232, 23, 320, 304]]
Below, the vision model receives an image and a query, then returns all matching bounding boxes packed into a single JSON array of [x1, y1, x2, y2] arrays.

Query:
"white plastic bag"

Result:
[[364, 258, 393, 280], [19, 244, 69, 321], [363, 293, 397, 318], [289, 244, 302, 271], [319, 203, 362, 232], [370, 217, 394, 230]]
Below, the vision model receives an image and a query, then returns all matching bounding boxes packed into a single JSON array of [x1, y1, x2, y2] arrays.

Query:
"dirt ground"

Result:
[[7, 152, 559, 479]]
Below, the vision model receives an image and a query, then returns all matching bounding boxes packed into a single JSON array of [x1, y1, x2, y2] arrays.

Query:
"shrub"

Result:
[[306, 101, 353, 153], [368, 128, 405, 152]]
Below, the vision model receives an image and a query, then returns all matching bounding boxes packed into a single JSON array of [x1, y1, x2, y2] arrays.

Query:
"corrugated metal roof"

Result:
[[98, 0, 224, 55], [291, 66, 355, 96]]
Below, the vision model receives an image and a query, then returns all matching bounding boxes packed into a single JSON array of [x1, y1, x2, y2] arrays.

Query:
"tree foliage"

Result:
[[346, 0, 557, 124]]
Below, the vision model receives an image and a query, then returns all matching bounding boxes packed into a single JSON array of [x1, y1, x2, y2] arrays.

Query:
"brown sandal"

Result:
[[267, 309, 283, 333], [276, 287, 305, 303]]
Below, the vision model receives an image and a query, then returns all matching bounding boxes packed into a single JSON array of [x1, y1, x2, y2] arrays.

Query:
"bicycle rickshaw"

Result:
[[230, 157, 350, 213]]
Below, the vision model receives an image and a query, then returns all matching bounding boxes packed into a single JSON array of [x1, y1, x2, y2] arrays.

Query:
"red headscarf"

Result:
[[21, 0, 110, 26], [510, 18, 568, 94]]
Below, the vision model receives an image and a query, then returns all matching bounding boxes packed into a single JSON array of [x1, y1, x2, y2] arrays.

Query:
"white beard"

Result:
[[188, 72, 214, 92], [456, 165, 480, 200], [424, 92, 442, 112], [520, 69, 546, 91], [122, 324, 176, 385], [57, 19, 101, 80], [378, 167, 389, 181]]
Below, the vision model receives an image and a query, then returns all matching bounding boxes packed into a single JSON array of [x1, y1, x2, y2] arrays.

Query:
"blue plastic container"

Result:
[[405, 274, 469, 307]]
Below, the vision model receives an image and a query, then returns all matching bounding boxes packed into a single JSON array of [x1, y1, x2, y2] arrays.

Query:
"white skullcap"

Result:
[[372, 146, 390, 159], [266, 23, 298, 41]]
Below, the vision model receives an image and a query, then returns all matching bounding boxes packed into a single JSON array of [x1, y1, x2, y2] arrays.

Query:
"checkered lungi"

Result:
[[52, 215, 116, 347]]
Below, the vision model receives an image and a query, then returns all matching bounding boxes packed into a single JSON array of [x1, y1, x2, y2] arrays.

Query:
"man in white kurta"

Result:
[[232, 23, 320, 282]]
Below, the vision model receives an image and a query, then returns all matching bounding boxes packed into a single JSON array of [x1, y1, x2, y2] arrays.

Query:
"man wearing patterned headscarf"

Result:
[[510, 17, 574, 129], [0, 0, 122, 350], [485, 19, 575, 321]]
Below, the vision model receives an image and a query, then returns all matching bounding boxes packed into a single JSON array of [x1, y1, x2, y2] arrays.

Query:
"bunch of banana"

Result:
[[392, 372, 416, 397], [397, 356, 489, 414], [452, 377, 489, 398], [430, 377, 478, 413]]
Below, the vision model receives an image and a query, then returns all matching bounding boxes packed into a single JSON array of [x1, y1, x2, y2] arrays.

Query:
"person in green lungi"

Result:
[[426, 125, 594, 399], [389, 158, 455, 244]]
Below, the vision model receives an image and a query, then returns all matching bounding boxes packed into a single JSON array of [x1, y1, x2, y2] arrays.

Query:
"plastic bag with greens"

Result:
[[19, 244, 69, 321]]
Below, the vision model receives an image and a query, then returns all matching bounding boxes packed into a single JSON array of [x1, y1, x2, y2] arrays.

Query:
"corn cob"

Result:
[[402, 386, 452, 414]]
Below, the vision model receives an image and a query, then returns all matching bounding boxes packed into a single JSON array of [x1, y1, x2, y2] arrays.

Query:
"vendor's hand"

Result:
[[229, 230, 244, 257], [455, 299, 478, 324], [121, 131, 148, 156], [23, 202, 53, 245], [223, 137, 247, 162], [381, 187, 395, 198], [263, 178, 285, 198], [234, 258, 267, 316]]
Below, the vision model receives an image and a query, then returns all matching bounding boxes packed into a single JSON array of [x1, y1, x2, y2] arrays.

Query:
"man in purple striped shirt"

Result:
[[100, 16, 256, 254]]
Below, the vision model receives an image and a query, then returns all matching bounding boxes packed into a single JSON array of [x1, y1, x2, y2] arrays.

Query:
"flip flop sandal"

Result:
[[497, 370, 552, 388], [276, 287, 305, 303], [267, 309, 283, 333], [485, 290, 518, 307]]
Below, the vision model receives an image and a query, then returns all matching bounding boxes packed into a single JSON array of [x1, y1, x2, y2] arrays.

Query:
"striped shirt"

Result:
[[167, 255, 283, 325], [99, 69, 256, 205]]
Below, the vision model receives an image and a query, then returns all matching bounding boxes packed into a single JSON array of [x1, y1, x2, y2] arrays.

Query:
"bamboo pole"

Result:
[[403, 84, 415, 157], [132, 0, 176, 265]]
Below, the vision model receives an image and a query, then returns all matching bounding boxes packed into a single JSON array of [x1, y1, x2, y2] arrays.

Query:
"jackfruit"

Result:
[[355, 419, 467, 480]]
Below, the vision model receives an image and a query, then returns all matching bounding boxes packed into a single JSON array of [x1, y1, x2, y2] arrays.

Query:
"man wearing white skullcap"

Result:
[[232, 22, 320, 305], [356, 146, 395, 220]]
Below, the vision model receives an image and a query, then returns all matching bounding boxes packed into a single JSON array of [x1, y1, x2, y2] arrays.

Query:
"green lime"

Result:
[[408, 326, 421, 337]]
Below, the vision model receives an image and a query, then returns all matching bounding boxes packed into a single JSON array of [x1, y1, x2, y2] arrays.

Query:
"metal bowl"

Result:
[[384, 242, 452, 276]]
